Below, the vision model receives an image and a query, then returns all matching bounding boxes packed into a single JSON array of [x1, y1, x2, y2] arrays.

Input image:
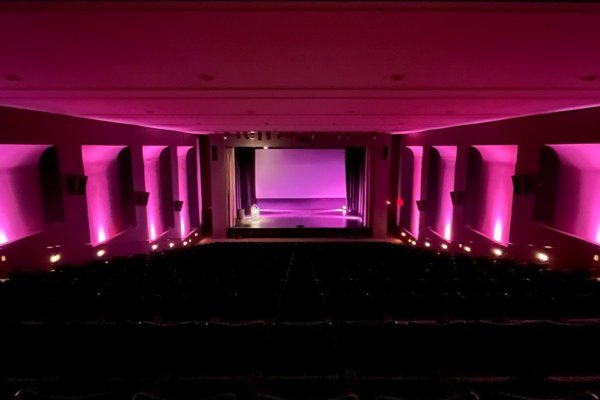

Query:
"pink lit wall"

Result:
[[0, 145, 49, 245], [82, 145, 127, 245], [143, 146, 168, 241], [549, 144, 600, 245], [407, 146, 423, 238], [177, 146, 193, 238], [473, 145, 518, 245], [255, 149, 346, 199], [433, 146, 457, 241]]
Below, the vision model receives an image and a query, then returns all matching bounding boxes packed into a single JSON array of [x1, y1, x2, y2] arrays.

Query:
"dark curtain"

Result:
[[235, 147, 257, 214], [345, 147, 366, 216]]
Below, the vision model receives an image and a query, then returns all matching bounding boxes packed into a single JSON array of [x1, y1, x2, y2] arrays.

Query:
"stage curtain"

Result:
[[225, 148, 237, 227], [345, 147, 366, 218], [235, 147, 257, 214]]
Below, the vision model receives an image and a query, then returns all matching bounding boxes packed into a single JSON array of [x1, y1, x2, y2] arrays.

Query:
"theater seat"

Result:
[[374, 392, 479, 400], [491, 392, 599, 400], [14, 390, 127, 400], [255, 393, 358, 400], [133, 392, 238, 400]]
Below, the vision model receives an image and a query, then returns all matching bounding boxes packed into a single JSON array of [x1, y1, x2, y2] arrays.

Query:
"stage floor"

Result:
[[233, 198, 364, 229]]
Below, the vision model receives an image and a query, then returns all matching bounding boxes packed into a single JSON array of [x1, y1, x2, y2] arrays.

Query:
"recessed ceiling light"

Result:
[[198, 74, 214, 81], [581, 74, 598, 82], [390, 73, 404, 81], [3, 73, 22, 82]]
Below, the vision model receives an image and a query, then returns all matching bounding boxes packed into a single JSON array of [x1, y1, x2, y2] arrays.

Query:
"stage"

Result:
[[229, 198, 369, 238]]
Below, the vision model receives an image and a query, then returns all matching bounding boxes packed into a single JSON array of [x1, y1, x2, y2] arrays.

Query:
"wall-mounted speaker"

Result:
[[174, 200, 184, 212], [450, 191, 464, 206], [134, 191, 150, 207], [512, 174, 535, 195], [416, 199, 427, 211], [66, 174, 87, 195]]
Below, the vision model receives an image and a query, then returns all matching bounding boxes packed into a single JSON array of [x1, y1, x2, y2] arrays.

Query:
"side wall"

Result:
[[400, 106, 600, 269], [0, 106, 197, 273]]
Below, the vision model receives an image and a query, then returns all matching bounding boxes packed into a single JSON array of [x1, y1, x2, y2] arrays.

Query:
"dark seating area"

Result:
[[2, 242, 600, 400]]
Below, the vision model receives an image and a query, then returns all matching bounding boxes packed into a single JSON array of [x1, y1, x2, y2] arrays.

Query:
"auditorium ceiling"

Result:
[[1, 1, 600, 134]]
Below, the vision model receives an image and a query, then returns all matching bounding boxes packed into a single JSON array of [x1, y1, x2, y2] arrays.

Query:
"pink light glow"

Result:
[[433, 146, 457, 241], [493, 220, 503, 242], [149, 222, 157, 241], [0, 231, 7, 245], [82, 145, 127, 245], [550, 144, 600, 245], [407, 146, 423, 238], [97, 227, 106, 243], [444, 223, 452, 241], [472, 145, 518, 245], [177, 147, 193, 238], [143, 146, 168, 241]]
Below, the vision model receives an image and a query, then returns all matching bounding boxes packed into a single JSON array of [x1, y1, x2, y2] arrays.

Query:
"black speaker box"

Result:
[[135, 191, 150, 207], [450, 191, 464, 206], [66, 174, 87, 195], [174, 200, 184, 212], [512, 174, 535, 195]]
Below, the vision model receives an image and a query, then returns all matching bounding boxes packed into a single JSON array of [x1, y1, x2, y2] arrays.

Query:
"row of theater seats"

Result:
[[2, 242, 600, 399], [1, 242, 599, 321], [3, 319, 600, 377], [6, 375, 600, 400]]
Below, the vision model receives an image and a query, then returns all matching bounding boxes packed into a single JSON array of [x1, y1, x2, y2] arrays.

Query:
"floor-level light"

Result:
[[464, 246, 471, 253], [535, 252, 550, 263], [96, 249, 106, 258], [151, 243, 159, 251], [49, 254, 61, 264], [441, 243, 448, 250], [492, 248, 503, 257]]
